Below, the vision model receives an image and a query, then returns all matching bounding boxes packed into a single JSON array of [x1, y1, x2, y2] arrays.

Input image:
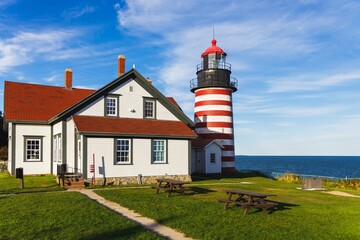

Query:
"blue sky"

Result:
[[1, 0, 360, 156]]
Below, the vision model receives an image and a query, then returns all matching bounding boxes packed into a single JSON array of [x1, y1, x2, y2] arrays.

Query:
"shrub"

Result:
[[276, 172, 301, 183], [323, 178, 360, 190], [0, 146, 8, 161]]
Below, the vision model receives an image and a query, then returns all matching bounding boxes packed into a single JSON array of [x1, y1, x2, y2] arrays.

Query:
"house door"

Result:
[[195, 150, 205, 173]]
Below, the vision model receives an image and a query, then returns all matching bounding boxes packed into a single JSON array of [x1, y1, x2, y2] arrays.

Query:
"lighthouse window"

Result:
[[208, 54, 217, 68], [144, 99, 156, 119]]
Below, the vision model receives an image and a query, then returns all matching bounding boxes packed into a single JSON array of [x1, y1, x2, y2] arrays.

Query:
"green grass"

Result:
[[95, 174, 360, 240], [0, 172, 63, 194], [0, 191, 163, 240], [1, 172, 359, 239]]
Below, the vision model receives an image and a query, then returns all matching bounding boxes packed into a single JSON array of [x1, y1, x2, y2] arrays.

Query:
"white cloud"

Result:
[[0, 0, 16, 8], [0, 29, 82, 74], [114, 0, 196, 32], [256, 104, 346, 117], [62, 5, 95, 20], [42, 74, 59, 83], [267, 71, 360, 93]]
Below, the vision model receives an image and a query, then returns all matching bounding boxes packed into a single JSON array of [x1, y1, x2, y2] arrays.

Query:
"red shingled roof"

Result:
[[167, 97, 181, 110], [73, 115, 197, 138], [4, 81, 95, 122], [191, 138, 223, 149]]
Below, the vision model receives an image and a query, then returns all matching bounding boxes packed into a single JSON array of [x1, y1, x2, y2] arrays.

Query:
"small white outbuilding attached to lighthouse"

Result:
[[191, 39, 238, 172]]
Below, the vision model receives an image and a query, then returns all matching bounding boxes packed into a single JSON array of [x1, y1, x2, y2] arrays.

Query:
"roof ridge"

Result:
[[5, 80, 95, 91]]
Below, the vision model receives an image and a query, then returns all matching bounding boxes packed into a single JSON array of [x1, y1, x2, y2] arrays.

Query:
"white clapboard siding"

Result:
[[77, 78, 179, 121], [86, 137, 189, 178], [77, 97, 105, 116], [15, 124, 52, 175]]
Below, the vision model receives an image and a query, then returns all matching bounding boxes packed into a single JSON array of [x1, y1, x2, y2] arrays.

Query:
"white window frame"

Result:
[[25, 137, 42, 162], [144, 99, 155, 119], [115, 139, 131, 164], [210, 153, 216, 164], [152, 139, 166, 163], [106, 97, 118, 116], [53, 134, 62, 163]]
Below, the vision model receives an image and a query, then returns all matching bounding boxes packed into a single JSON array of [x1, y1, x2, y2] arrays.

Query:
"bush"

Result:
[[276, 172, 301, 183], [323, 178, 360, 190], [0, 146, 8, 161]]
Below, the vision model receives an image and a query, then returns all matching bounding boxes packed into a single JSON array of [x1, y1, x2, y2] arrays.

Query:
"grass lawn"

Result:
[[95, 174, 360, 240], [0, 172, 62, 194], [0, 172, 162, 240], [1, 172, 359, 239], [0, 192, 163, 240]]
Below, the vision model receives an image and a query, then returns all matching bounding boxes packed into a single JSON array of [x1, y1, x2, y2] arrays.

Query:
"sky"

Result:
[[1, 0, 360, 156]]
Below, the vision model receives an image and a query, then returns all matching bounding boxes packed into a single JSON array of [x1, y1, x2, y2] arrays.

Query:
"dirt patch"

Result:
[[325, 191, 360, 198]]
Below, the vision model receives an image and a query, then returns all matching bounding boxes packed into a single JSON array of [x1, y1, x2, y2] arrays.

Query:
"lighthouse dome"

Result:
[[201, 39, 227, 58]]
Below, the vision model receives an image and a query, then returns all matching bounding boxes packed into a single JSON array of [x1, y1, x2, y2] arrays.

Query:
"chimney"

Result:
[[64, 68, 72, 90], [146, 77, 152, 84], [118, 55, 126, 76]]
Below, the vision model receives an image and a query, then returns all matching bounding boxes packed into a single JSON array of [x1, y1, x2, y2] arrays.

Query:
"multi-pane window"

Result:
[[153, 140, 166, 163], [25, 138, 41, 161], [106, 97, 117, 116], [210, 153, 216, 164], [144, 99, 155, 119], [115, 139, 131, 164], [53, 135, 62, 163]]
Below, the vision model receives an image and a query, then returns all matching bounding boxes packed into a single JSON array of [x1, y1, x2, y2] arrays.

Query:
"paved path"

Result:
[[79, 189, 193, 240], [325, 191, 360, 198]]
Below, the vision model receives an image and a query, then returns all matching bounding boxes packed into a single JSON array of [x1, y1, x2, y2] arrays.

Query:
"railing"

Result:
[[57, 164, 82, 177], [196, 61, 231, 72], [190, 77, 238, 90]]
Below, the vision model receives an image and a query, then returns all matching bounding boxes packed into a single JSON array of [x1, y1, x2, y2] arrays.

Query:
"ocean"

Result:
[[235, 155, 360, 179]]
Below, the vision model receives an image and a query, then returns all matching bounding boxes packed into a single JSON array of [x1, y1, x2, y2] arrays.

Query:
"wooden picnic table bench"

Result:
[[152, 178, 190, 197], [218, 189, 277, 215]]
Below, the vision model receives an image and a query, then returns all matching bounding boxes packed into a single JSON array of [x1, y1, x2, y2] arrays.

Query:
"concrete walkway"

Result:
[[79, 189, 193, 240], [325, 190, 360, 198]]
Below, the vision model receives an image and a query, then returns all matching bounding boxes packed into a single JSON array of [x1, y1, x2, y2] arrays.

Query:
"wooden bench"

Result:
[[152, 178, 190, 197], [235, 201, 278, 214], [218, 189, 277, 215]]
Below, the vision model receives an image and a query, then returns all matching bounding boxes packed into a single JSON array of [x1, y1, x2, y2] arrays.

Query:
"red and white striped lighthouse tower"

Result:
[[190, 39, 238, 172]]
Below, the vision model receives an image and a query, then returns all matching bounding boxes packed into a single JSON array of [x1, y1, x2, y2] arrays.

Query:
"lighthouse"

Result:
[[190, 39, 237, 172]]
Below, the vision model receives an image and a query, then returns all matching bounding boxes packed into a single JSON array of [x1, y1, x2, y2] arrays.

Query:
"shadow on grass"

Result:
[[226, 200, 299, 215], [81, 216, 175, 240], [0, 186, 63, 195], [188, 186, 217, 195], [191, 171, 269, 182], [80, 225, 164, 240]]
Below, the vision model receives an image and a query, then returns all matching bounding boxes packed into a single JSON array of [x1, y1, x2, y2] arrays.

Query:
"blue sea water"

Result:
[[235, 156, 360, 179]]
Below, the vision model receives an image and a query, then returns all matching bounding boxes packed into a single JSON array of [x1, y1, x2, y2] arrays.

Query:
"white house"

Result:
[[191, 138, 223, 174], [4, 56, 197, 184]]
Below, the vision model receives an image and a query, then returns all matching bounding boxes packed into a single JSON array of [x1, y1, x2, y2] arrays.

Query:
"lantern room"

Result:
[[190, 39, 237, 92]]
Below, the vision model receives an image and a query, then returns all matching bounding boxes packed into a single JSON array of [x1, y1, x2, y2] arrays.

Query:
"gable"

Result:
[[77, 78, 178, 121], [4, 69, 194, 129], [51, 69, 194, 127]]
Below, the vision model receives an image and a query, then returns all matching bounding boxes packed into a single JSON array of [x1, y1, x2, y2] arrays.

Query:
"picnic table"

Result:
[[152, 178, 190, 197], [218, 189, 277, 215]]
